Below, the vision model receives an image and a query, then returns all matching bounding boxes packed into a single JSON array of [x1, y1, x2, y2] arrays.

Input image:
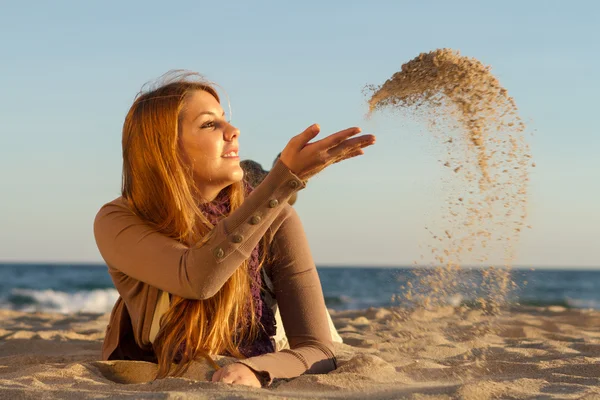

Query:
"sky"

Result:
[[1, 0, 598, 268]]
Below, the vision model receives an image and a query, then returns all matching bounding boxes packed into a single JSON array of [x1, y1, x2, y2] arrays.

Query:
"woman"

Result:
[[93, 71, 375, 388]]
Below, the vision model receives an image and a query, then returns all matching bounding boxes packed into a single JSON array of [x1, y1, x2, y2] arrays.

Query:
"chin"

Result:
[[227, 173, 244, 186], [229, 169, 245, 184]]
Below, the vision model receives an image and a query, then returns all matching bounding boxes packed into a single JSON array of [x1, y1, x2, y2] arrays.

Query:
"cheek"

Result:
[[182, 136, 220, 165]]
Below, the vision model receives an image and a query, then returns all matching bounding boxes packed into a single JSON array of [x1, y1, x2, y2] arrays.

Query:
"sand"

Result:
[[3, 306, 600, 399], [366, 49, 533, 313]]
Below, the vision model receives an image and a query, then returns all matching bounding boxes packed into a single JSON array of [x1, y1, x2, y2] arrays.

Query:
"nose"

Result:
[[223, 122, 240, 142]]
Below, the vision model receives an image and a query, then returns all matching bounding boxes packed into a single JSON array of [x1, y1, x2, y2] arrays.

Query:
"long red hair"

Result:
[[121, 71, 265, 378]]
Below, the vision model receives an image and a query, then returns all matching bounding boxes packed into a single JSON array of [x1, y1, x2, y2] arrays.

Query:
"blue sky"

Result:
[[1, 0, 598, 267]]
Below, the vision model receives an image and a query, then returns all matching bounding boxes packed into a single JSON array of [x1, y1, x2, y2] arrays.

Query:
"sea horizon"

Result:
[[2, 263, 600, 314], [1, 261, 598, 271]]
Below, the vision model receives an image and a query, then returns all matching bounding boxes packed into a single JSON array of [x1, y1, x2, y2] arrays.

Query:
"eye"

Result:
[[200, 121, 216, 129]]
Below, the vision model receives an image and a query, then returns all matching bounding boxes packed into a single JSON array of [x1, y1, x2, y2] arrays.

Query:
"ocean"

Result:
[[1, 263, 599, 314]]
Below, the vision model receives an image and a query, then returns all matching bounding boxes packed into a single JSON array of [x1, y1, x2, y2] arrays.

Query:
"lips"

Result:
[[222, 148, 239, 158]]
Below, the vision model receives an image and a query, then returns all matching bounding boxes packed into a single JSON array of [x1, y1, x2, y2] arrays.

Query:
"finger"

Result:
[[333, 148, 364, 164], [211, 369, 223, 382], [328, 134, 375, 157], [291, 124, 321, 150], [360, 134, 376, 146], [233, 378, 261, 388], [218, 373, 235, 384], [313, 127, 362, 150]]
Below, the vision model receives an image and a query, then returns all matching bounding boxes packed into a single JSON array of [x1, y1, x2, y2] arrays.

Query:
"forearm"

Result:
[[94, 160, 305, 299], [236, 207, 336, 385], [237, 344, 336, 384]]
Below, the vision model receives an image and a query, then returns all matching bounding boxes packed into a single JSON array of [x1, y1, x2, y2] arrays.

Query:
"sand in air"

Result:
[[366, 48, 534, 314]]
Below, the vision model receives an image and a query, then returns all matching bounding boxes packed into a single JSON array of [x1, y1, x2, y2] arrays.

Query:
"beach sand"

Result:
[[2, 306, 600, 399]]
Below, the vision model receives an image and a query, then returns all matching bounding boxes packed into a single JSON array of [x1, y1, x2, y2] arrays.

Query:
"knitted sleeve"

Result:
[[93, 160, 305, 300], [237, 206, 336, 385]]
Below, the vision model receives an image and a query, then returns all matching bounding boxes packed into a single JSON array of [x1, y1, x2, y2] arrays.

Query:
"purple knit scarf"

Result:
[[200, 184, 276, 358]]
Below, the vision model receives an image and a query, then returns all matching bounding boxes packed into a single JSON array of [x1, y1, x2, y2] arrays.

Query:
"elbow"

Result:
[[313, 344, 337, 373], [179, 250, 223, 300], [291, 340, 337, 374], [190, 286, 219, 300], [178, 279, 220, 300], [308, 357, 337, 374], [320, 341, 337, 371], [166, 288, 218, 302], [182, 274, 221, 300]]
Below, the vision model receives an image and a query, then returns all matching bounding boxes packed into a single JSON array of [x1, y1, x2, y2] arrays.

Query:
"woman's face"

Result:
[[179, 90, 243, 199]]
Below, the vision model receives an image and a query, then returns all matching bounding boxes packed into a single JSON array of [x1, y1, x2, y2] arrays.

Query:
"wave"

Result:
[[324, 295, 353, 306], [1, 288, 120, 314], [324, 294, 396, 310], [506, 298, 600, 310], [2, 289, 599, 315], [565, 297, 600, 309]]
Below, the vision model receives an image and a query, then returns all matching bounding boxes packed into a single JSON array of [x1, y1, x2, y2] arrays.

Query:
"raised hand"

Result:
[[279, 124, 376, 180]]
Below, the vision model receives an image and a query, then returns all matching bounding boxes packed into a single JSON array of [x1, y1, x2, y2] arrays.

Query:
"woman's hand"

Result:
[[279, 124, 376, 180], [211, 363, 263, 388]]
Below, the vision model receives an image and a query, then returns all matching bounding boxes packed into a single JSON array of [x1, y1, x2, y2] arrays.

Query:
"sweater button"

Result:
[[214, 248, 225, 259], [250, 215, 261, 225], [268, 199, 279, 208], [289, 180, 299, 189], [231, 234, 243, 244]]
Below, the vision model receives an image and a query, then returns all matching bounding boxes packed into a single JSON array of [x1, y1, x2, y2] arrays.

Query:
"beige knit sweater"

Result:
[[93, 160, 336, 385]]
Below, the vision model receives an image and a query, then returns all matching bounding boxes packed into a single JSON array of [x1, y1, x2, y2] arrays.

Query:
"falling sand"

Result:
[[366, 49, 533, 314]]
